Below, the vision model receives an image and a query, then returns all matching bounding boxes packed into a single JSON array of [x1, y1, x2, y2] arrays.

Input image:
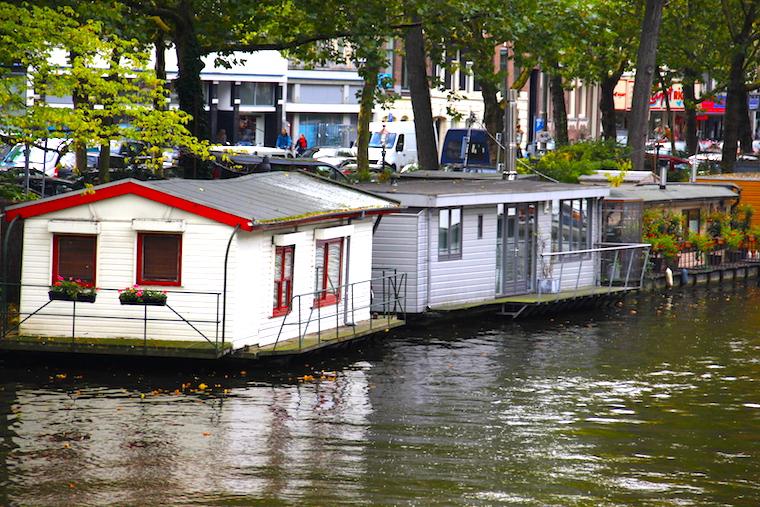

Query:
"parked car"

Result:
[[0, 138, 71, 176], [210, 153, 348, 182]]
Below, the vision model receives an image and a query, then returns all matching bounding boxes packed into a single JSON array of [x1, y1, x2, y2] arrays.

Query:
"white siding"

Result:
[[428, 205, 497, 308], [371, 212, 421, 312], [229, 218, 375, 349], [19, 195, 232, 343]]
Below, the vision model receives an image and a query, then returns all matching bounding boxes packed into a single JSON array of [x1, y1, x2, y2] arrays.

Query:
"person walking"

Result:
[[296, 134, 308, 156], [276, 128, 292, 150]]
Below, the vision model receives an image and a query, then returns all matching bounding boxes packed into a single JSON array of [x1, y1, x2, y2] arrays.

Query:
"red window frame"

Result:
[[314, 238, 343, 307], [136, 233, 182, 286], [51, 234, 97, 287], [272, 245, 294, 317]]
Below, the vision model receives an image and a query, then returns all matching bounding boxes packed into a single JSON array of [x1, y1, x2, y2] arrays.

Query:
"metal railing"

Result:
[[272, 271, 406, 352], [536, 243, 651, 300], [653, 244, 760, 272], [1, 283, 224, 355]]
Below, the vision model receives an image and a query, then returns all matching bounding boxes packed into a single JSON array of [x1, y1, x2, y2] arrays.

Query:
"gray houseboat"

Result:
[[361, 177, 649, 315]]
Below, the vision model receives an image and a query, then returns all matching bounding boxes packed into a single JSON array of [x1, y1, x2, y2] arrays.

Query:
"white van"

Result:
[[368, 121, 417, 171]]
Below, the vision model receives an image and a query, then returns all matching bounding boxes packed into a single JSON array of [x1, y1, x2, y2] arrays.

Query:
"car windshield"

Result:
[[369, 132, 397, 148]]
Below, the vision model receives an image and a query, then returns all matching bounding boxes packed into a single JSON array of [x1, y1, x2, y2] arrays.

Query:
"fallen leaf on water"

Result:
[[55, 374, 67, 380], [198, 383, 208, 390], [68, 483, 76, 489], [202, 432, 211, 437]]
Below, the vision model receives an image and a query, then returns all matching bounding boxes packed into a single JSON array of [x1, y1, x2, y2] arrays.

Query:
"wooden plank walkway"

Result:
[[430, 286, 632, 312], [0, 334, 229, 359], [237, 317, 405, 358]]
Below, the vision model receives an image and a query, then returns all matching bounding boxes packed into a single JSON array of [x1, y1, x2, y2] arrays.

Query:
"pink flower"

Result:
[[118, 289, 123, 293], [56, 275, 63, 281], [137, 291, 143, 297], [162, 291, 167, 295]]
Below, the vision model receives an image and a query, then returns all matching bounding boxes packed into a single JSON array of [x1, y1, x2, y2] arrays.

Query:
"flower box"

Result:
[[119, 296, 167, 306], [48, 291, 96, 303]]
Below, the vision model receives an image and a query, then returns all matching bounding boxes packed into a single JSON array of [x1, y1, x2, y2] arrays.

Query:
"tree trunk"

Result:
[[627, 0, 665, 172], [550, 71, 568, 146], [722, 51, 745, 169], [656, 68, 677, 155], [172, 1, 206, 178], [738, 86, 753, 153], [98, 139, 111, 182], [355, 68, 379, 180], [480, 79, 502, 164], [599, 73, 620, 141], [404, 21, 439, 170], [682, 70, 698, 156], [154, 34, 167, 111], [70, 52, 87, 175]]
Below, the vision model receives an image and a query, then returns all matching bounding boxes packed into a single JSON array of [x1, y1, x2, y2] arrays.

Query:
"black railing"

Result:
[[649, 245, 760, 273], [1, 283, 224, 356], [272, 271, 406, 352]]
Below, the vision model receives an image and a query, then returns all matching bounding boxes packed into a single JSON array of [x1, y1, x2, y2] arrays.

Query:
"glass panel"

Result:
[[551, 200, 560, 251], [439, 210, 449, 255], [142, 235, 180, 282], [284, 249, 293, 278], [254, 83, 274, 105], [327, 242, 341, 293], [450, 209, 461, 255], [57, 236, 96, 284], [315, 244, 325, 291], [273, 281, 280, 308]]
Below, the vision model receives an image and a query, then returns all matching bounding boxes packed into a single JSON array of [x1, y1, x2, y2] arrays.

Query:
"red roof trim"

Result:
[[4, 181, 254, 231]]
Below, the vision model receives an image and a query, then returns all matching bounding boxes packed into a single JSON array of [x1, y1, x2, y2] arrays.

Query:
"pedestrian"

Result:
[[216, 129, 228, 145], [515, 123, 524, 158], [296, 134, 308, 156], [276, 128, 292, 150]]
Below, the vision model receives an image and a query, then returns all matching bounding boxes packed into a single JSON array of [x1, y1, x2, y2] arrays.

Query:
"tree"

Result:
[[628, 0, 666, 172], [0, 3, 208, 179]]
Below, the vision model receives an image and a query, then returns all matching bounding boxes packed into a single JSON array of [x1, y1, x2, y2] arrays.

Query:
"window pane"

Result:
[[284, 249, 293, 278], [327, 242, 341, 293], [273, 281, 280, 308], [315, 244, 325, 291], [142, 235, 180, 282], [57, 236, 96, 284], [439, 210, 450, 254]]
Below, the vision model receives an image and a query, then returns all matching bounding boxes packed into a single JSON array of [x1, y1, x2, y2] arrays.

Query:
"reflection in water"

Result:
[[1, 283, 760, 505]]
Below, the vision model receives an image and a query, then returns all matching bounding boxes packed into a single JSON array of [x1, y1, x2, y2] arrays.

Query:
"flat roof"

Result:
[[608, 183, 738, 203], [698, 173, 760, 181], [356, 178, 608, 208]]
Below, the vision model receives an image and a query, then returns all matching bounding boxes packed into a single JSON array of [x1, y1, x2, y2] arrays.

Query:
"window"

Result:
[[477, 214, 483, 239], [238, 83, 275, 106], [52, 234, 96, 286], [273, 246, 294, 316], [683, 209, 700, 234], [396, 134, 405, 151], [439, 208, 463, 260], [552, 199, 592, 252], [315, 238, 343, 306], [137, 233, 182, 286]]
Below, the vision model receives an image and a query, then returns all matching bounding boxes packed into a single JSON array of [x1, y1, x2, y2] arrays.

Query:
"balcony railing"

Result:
[[1, 284, 225, 356], [536, 243, 652, 300], [271, 271, 406, 352]]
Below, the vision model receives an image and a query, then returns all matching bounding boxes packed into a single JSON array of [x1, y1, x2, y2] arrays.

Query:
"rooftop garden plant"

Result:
[[118, 285, 168, 305]]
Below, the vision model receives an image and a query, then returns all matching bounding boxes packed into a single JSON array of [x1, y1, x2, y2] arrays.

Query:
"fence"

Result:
[[271, 271, 406, 352], [537, 243, 651, 300], [1, 284, 224, 355], [654, 244, 760, 272]]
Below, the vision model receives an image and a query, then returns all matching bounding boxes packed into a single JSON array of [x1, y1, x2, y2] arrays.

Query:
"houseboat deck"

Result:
[[0, 334, 231, 359], [237, 317, 405, 359], [430, 286, 633, 315]]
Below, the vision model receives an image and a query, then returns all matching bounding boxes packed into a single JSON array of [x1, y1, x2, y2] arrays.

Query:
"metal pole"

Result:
[[221, 224, 240, 347], [23, 142, 31, 194], [41, 137, 48, 197], [500, 47, 509, 176], [507, 90, 518, 179]]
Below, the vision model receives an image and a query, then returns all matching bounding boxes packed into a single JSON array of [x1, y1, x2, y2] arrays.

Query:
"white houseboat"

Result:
[[361, 177, 650, 317], [1, 172, 402, 358]]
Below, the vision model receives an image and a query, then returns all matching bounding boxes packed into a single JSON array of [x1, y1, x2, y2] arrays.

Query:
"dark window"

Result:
[[683, 209, 700, 234], [551, 199, 592, 252], [52, 235, 96, 286], [315, 238, 343, 306], [477, 214, 483, 239], [396, 134, 405, 151], [273, 246, 294, 316], [137, 233, 182, 286], [439, 208, 463, 260]]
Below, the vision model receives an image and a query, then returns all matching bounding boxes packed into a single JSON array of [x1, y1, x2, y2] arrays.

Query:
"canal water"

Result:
[[1, 283, 760, 506]]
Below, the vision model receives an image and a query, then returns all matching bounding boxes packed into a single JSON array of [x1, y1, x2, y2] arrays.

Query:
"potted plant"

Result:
[[688, 232, 713, 268], [49, 276, 97, 303], [118, 285, 168, 306], [723, 227, 745, 263], [649, 234, 680, 272]]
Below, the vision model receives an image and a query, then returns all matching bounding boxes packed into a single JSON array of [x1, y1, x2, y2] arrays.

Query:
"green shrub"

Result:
[[534, 140, 630, 183]]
